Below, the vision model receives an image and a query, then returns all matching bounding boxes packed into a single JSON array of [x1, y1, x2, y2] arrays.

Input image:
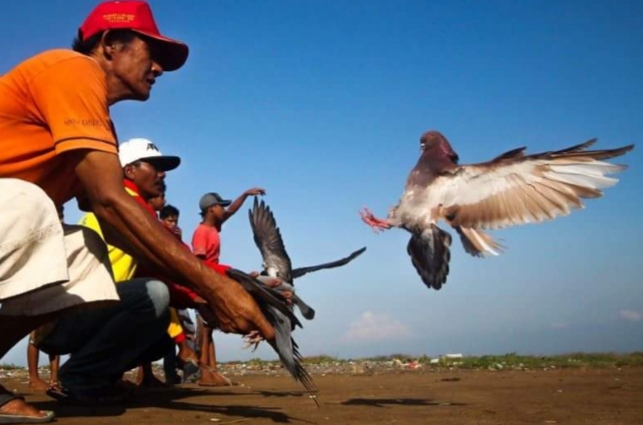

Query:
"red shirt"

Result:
[[191, 224, 221, 264], [124, 180, 201, 308], [125, 181, 231, 303]]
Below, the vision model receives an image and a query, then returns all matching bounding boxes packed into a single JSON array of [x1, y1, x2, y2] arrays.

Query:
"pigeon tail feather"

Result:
[[406, 224, 452, 290], [456, 227, 504, 257]]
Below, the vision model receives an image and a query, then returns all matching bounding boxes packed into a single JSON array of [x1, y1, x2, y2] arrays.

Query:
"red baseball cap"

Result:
[[79, 0, 189, 71]]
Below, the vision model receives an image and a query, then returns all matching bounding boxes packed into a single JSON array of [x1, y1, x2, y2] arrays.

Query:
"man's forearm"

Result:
[[97, 196, 209, 286], [74, 150, 219, 292], [72, 150, 275, 339], [224, 193, 249, 220]]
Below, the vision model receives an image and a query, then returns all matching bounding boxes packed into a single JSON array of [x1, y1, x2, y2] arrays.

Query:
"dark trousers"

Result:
[[163, 345, 179, 382], [39, 278, 173, 392]]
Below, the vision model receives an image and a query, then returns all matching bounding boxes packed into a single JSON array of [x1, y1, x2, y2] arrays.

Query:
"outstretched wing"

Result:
[[425, 140, 634, 230], [291, 247, 367, 280], [249, 197, 293, 282]]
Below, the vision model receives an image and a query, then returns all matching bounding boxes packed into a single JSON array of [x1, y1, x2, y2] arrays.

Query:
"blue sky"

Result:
[[2, 0, 642, 366]]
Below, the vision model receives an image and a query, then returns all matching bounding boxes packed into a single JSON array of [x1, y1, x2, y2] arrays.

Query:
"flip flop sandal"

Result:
[[0, 393, 54, 424], [45, 384, 125, 406]]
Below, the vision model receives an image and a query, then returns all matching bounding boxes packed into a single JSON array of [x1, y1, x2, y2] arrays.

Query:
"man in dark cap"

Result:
[[192, 188, 265, 385]]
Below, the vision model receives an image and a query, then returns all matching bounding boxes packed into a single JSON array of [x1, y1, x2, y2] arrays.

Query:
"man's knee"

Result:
[[115, 278, 170, 320], [145, 280, 170, 318]]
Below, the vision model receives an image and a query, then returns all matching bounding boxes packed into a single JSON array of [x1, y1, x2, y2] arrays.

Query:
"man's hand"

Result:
[[223, 188, 267, 223], [260, 276, 293, 305], [73, 150, 276, 341], [244, 187, 266, 197], [198, 268, 276, 340]]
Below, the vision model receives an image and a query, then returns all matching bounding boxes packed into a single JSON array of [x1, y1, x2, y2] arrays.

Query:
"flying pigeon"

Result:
[[249, 196, 366, 320], [360, 130, 634, 291]]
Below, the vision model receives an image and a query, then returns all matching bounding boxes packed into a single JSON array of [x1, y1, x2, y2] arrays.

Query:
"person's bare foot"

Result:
[[0, 396, 51, 420], [198, 367, 237, 387], [28, 377, 49, 392], [177, 342, 198, 364]]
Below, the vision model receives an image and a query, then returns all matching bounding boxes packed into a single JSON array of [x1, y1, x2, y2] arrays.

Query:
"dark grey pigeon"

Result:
[[361, 130, 634, 291], [224, 268, 318, 405], [249, 196, 366, 320]]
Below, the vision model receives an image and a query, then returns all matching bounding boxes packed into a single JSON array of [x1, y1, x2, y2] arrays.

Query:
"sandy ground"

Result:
[[3, 365, 642, 425]]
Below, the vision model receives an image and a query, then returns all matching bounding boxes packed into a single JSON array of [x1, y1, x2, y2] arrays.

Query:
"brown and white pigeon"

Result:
[[360, 130, 634, 291]]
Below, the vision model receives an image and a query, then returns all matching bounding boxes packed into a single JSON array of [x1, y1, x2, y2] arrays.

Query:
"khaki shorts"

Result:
[[0, 178, 119, 316]]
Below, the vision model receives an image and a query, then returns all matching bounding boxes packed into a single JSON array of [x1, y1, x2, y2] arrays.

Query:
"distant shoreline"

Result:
[[3, 351, 642, 372]]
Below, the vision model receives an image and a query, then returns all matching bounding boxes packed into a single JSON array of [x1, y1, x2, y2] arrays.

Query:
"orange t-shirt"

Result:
[[0, 49, 118, 208]]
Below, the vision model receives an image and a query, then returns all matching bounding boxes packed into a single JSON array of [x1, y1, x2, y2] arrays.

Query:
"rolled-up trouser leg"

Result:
[[1, 179, 119, 316]]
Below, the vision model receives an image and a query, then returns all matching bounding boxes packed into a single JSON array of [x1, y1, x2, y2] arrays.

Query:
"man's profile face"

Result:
[[209, 204, 225, 222], [149, 193, 166, 211], [125, 160, 166, 200], [162, 215, 179, 229], [110, 35, 164, 101]]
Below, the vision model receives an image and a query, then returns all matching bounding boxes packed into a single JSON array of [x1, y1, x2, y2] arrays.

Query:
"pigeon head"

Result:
[[420, 131, 459, 164]]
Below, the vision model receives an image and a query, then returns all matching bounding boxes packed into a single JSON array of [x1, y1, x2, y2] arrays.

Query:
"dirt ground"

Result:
[[5, 367, 643, 425]]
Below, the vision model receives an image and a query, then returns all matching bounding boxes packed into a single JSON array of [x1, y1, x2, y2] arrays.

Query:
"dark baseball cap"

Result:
[[199, 192, 231, 211]]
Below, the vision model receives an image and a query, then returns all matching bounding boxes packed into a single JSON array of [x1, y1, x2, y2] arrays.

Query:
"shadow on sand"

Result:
[[340, 397, 466, 408], [30, 385, 317, 423]]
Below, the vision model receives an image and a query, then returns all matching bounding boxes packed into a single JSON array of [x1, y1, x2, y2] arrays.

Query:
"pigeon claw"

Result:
[[359, 207, 391, 233], [242, 330, 263, 352]]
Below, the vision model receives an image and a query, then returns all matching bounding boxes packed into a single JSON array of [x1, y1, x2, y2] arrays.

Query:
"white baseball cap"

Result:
[[118, 138, 181, 171]]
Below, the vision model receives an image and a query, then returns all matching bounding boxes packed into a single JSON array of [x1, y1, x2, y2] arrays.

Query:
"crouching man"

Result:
[[0, 1, 274, 421]]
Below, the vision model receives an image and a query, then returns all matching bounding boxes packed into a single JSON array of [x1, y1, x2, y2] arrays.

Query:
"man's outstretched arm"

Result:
[[222, 187, 266, 223], [71, 149, 275, 340]]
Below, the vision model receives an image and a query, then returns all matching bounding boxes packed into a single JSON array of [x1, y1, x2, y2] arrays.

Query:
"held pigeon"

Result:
[[196, 261, 317, 401], [249, 197, 366, 320], [360, 130, 634, 290], [224, 268, 318, 403]]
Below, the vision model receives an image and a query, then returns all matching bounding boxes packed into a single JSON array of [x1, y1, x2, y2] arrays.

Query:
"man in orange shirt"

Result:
[[0, 1, 275, 422]]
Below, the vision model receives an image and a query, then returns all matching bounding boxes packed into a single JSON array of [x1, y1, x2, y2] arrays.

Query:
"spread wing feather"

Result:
[[249, 197, 293, 282], [291, 247, 367, 280], [423, 141, 634, 231]]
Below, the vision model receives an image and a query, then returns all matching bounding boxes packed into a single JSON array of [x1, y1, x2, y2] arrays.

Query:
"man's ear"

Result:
[[123, 164, 134, 179], [100, 30, 115, 59]]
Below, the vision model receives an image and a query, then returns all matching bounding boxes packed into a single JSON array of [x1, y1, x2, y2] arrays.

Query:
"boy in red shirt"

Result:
[[192, 189, 264, 386]]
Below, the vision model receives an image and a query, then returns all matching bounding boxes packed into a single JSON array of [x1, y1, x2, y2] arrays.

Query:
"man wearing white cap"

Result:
[[39, 138, 199, 400]]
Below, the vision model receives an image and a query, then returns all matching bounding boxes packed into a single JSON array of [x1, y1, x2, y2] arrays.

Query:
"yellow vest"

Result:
[[78, 187, 139, 283], [78, 186, 184, 339]]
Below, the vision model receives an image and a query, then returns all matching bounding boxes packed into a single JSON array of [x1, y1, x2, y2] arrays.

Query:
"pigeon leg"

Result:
[[360, 207, 392, 233], [242, 330, 263, 352]]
